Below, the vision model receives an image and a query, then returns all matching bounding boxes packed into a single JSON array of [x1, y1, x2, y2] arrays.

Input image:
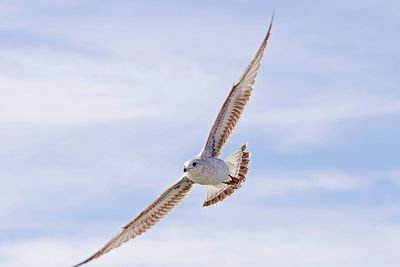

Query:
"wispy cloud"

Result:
[[0, 78, 156, 123], [2, 206, 400, 267], [248, 170, 369, 198], [246, 93, 400, 147], [1, 1, 399, 267]]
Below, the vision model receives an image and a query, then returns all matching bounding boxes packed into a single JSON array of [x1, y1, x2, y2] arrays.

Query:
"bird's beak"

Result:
[[183, 167, 187, 172]]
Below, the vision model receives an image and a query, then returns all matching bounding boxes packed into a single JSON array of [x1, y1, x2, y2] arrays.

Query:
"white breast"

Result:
[[187, 158, 229, 185]]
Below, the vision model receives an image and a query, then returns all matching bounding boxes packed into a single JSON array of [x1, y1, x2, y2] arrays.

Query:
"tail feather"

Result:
[[203, 144, 250, 207]]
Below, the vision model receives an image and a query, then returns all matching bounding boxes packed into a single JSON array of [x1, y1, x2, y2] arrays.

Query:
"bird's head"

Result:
[[183, 158, 203, 176]]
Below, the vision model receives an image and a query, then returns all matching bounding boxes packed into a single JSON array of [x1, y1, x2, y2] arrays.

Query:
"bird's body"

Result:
[[72, 15, 274, 267], [184, 156, 229, 185]]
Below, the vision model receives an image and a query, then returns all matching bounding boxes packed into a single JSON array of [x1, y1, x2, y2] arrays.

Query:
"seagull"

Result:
[[73, 16, 273, 267]]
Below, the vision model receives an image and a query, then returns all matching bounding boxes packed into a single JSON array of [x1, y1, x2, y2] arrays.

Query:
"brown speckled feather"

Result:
[[202, 17, 273, 158], [72, 16, 274, 267], [72, 176, 194, 267], [203, 144, 250, 207]]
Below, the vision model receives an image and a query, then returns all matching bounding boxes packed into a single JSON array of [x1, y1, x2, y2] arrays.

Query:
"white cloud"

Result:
[[2, 207, 400, 267], [1, 1, 399, 147], [1, 2, 399, 267], [245, 92, 400, 147], [0, 78, 157, 123], [248, 170, 368, 198], [2, 166, 397, 236]]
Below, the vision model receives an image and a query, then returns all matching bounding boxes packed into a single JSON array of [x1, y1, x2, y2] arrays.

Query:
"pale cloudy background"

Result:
[[1, 1, 400, 267]]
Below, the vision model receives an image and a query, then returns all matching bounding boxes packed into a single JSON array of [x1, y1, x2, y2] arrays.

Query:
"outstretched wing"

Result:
[[202, 16, 274, 158], [72, 176, 194, 267]]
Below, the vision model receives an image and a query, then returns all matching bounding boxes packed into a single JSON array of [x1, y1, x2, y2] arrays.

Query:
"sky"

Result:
[[1, 0, 399, 266]]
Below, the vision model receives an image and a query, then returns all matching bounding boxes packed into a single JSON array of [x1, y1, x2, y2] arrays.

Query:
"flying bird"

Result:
[[73, 16, 273, 267]]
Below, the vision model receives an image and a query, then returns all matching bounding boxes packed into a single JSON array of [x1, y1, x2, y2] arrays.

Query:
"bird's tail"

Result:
[[203, 144, 250, 207]]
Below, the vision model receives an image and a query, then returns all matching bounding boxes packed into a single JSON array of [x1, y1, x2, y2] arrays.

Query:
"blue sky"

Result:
[[1, 0, 399, 266]]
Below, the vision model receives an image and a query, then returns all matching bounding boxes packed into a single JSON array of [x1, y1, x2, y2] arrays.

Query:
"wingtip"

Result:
[[271, 10, 275, 23], [71, 255, 95, 267], [70, 260, 86, 267], [259, 12, 274, 49], [267, 12, 275, 36]]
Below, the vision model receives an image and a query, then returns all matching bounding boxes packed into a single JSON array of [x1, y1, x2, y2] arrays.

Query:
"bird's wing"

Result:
[[201, 16, 273, 158], [72, 176, 194, 267]]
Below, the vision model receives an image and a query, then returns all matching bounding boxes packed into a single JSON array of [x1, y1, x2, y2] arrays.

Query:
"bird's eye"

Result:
[[192, 162, 197, 167]]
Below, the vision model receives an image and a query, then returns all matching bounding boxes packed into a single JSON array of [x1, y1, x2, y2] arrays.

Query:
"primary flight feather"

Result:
[[72, 16, 273, 267]]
